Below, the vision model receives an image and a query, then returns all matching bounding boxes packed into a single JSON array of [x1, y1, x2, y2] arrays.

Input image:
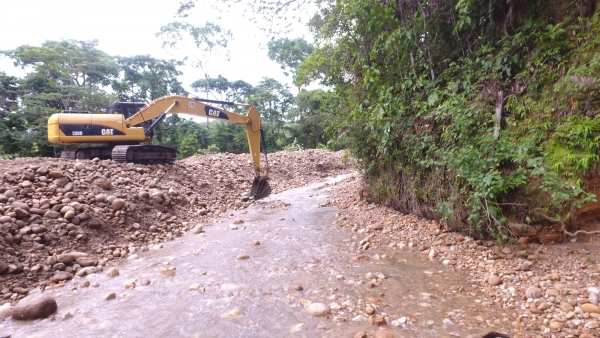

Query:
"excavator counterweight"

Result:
[[48, 95, 271, 200]]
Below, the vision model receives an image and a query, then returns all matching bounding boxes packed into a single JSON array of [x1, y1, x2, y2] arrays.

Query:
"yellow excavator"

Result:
[[47, 95, 271, 200]]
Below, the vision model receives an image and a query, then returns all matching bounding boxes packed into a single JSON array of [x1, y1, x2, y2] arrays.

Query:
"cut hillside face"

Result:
[[0, 150, 353, 300]]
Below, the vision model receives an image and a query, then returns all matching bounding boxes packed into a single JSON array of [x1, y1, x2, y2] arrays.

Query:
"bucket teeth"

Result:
[[243, 177, 271, 201]]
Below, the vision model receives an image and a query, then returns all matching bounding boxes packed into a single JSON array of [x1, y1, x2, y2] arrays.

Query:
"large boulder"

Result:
[[12, 293, 57, 320]]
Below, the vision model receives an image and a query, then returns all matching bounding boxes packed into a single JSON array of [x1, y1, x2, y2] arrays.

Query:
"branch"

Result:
[[533, 209, 600, 237]]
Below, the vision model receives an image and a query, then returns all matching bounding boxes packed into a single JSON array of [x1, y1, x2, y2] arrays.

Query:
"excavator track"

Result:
[[60, 148, 77, 159], [61, 147, 113, 160], [112, 145, 177, 164]]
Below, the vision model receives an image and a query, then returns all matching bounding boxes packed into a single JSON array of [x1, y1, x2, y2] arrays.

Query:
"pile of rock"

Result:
[[0, 149, 353, 301]]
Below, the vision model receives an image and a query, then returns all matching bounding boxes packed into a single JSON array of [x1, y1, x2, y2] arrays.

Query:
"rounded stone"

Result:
[[111, 199, 125, 211], [487, 276, 502, 286], [560, 302, 574, 312], [371, 315, 387, 326], [306, 303, 330, 317], [525, 287, 542, 299], [549, 321, 562, 331], [188, 283, 201, 290], [581, 303, 600, 314], [374, 329, 395, 338], [12, 293, 57, 320], [105, 292, 116, 301], [0, 304, 14, 318], [106, 267, 119, 277]]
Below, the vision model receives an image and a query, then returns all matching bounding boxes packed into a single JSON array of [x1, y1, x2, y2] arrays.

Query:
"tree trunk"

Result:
[[494, 90, 504, 138]]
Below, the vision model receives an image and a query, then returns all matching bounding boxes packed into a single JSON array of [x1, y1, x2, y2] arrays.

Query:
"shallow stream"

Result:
[[1, 174, 506, 338]]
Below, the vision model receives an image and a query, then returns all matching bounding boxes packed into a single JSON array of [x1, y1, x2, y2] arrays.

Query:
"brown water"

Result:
[[1, 175, 508, 338]]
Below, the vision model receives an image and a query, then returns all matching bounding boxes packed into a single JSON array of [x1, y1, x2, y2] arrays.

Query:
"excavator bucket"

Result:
[[244, 177, 271, 201]]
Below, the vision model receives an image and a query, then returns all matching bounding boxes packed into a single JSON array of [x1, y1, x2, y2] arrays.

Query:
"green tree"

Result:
[[0, 72, 25, 156], [191, 74, 232, 101], [157, 22, 232, 102], [2, 40, 118, 157], [112, 55, 187, 102], [267, 37, 314, 86]]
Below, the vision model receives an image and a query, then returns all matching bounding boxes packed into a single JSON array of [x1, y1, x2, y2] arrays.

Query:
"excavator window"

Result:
[[107, 102, 147, 119]]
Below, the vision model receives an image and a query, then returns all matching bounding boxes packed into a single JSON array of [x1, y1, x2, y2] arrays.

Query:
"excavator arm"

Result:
[[126, 95, 271, 200]]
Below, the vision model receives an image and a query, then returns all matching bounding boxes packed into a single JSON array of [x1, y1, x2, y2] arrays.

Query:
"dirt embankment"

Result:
[[0, 150, 353, 301]]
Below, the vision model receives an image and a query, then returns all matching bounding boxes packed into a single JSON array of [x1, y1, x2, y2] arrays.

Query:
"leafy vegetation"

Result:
[[297, 0, 600, 237]]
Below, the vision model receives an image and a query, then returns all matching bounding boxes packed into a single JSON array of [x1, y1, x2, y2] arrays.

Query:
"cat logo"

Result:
[[101, 129, 114, 136]]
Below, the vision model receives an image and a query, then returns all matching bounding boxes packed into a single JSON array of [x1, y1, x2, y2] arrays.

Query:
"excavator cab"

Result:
[[107, 102, 147, 118], [107, 102, 154, 136]]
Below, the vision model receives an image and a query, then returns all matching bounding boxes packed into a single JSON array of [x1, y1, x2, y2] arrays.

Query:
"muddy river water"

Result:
[[1, 175, 508, 338]]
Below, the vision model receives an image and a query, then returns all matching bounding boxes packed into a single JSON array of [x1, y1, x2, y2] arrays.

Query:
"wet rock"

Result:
[[247, 240, 260, 246], [374, 329, 394, 338], [105, 292, 116, 301], [306, 303, 330, 317], [80, 280, 90, 288], [188, 283, 201, 290], [236, 254, 250, 260], [222, 308, 243, 318], [0, 261, 8, 274], [354, 254, 369, 261], [12, 293, 57, 320], [232, 219, 244, 224], [159, 267, 176, 276], [0, 304, 14, 317], [354, 332, 368, 338], [106, 267, 119, 277], [371, 315, 387, 326], [290, 323, 306, 333]]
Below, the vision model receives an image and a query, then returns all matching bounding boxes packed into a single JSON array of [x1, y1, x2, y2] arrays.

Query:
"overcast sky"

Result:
[[0, 0, 308, 94]]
